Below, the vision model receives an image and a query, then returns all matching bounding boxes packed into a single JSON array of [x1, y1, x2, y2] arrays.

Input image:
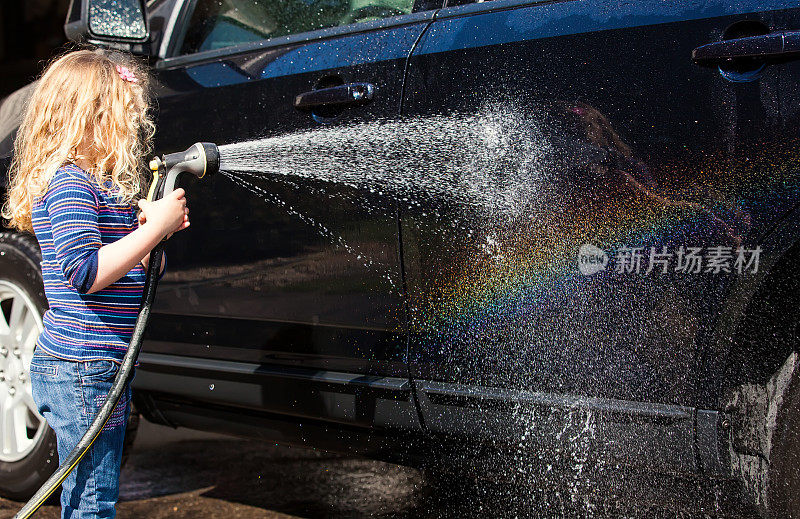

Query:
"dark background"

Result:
[[0, 0, 69, 99]]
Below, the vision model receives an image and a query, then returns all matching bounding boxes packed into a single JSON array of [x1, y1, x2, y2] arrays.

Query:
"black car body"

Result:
[[1, 0, 800, 514]]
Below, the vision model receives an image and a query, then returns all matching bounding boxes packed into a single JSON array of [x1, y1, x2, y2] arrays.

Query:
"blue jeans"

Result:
[[29, 349, 130, 519]]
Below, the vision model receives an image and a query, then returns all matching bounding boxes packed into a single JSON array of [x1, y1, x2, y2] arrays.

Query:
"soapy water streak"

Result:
[[219, 104, 554, 220]]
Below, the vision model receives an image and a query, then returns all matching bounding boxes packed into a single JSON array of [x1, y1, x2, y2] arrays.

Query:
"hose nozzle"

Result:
[[147, 142, 219, 202], [162, 142, 220, 179]]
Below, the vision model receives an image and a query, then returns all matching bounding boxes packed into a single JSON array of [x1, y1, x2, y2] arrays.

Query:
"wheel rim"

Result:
[[0, 280, 45, 463]]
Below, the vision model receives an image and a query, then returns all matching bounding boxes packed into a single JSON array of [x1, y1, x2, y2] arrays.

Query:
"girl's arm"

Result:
[[137, 202, 181, 276], [88, 189, 188, 293], [46, 170, 188, 295]]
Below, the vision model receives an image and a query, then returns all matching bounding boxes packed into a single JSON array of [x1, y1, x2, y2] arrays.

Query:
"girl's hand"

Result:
[[137, 189, 190, 240]]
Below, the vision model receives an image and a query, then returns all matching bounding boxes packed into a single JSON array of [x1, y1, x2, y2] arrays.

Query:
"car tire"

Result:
[[767, 363, 800, 518], [0, 232, 138, 501]]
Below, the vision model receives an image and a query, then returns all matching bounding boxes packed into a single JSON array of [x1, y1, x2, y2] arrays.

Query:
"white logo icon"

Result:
[[578, 244, 608, 276]]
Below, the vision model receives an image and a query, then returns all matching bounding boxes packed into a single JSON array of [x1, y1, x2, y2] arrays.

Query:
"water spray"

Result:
[[15, 142, 219, 519]]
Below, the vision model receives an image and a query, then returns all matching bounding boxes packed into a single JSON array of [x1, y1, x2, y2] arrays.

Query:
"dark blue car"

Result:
[[1, 0, 799, 515]]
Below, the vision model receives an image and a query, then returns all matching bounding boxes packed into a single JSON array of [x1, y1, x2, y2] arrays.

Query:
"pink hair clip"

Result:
[[115, 64, 138, 83]]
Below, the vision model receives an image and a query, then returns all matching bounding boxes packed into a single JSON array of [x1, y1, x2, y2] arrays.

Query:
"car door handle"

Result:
[[692, 30, 800, 65], [294, 83, 375, 110]]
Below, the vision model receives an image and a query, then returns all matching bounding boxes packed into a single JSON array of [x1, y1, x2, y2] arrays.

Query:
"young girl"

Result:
[[2, 49, 189, 517]]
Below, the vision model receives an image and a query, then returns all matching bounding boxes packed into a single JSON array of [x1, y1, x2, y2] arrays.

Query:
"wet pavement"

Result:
[[0, 420, 757, 518], [0, 420, 421, 518]]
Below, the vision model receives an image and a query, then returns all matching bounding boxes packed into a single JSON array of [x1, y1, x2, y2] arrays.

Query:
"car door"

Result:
[[401, 0, 800, 474], [134, 0, 438, 432]]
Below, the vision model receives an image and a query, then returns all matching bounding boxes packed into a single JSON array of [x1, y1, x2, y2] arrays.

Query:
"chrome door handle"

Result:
[[294, 83, 375, 110]]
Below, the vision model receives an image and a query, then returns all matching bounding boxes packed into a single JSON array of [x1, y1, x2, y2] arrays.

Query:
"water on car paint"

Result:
[[213, 101, 749, 517]]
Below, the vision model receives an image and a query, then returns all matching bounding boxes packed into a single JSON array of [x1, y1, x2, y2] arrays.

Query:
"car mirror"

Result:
[[65, 0, 150, 52]]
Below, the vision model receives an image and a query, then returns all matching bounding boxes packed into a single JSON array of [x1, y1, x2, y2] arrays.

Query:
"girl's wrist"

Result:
[[138, 220, 168, 242]]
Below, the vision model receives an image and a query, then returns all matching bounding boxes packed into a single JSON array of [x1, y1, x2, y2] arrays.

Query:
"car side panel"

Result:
[[401, 0, 800, 474], [135, 18, 434, 431]]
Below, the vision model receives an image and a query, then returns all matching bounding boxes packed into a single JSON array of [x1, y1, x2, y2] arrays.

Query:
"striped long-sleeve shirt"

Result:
[[31, 164, 147, 363]]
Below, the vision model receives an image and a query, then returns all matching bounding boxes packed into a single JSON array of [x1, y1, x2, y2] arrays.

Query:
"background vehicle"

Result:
[[2, 0, 800, 515]]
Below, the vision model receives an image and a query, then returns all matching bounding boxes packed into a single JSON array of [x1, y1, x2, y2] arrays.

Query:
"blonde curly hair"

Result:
[[2, 48, 155, 232]]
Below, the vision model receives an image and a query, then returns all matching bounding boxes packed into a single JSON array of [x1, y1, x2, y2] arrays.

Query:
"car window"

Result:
[[180, 0, 421, 55]]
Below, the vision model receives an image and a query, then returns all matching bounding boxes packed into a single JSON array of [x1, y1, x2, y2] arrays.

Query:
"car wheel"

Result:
[[0, 232, 56, 500], [0, 232, 138, 500]]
